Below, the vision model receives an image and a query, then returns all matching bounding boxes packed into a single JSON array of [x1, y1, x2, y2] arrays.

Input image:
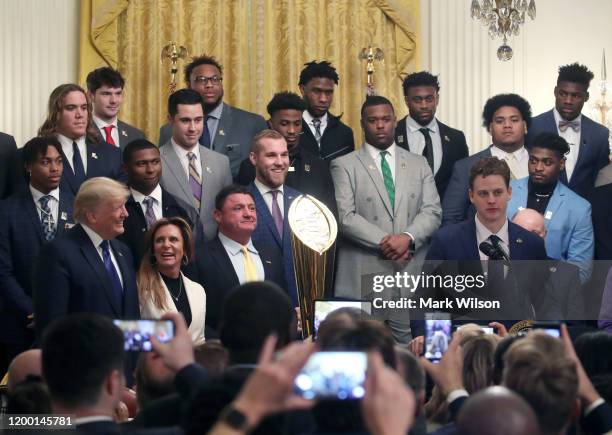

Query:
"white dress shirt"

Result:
[[29, 185, 60, 228], [130, 185, 163, 221], [58, 134, 88, 173], [405, 116, 443, 175], [474, 215, 509, 261], [490, 146, 529, 180], [81, 224, 124, 286], [171, 139, 201, 180], [303, 110, 329, 144], [363, 142, 397, 181], [218, 232, 265, 283], [254, 178, 285, 218], [553, 108, 581, 181], [93, 115, 119, 146]]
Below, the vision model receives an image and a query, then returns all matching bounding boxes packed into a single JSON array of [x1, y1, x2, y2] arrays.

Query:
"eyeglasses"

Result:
[[193, 75, 222, 85]]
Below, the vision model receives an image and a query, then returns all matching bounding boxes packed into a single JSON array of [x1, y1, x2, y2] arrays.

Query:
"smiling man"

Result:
[[527, 63, 609, 198]]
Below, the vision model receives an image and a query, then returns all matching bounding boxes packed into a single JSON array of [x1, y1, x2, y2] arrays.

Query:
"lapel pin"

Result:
[[549, 266, 557, 273], [288, 166, 295, 172], [368, 165, 376, 170], [65, 223, 74, 229], [121, 130, 128, 137], [516, 238, 523, 244], [304, 164, 310, 172], [218, 129, 225, 136], [61, 212, 67, 221], [92, 152, 98, 159], [398, 135, 404, 143], [118, 252, 123, 257], [265, 260, 272, 264], [401, 163, 407, 169], [444, 135, 450, 141], [205, 166, 212, 174]]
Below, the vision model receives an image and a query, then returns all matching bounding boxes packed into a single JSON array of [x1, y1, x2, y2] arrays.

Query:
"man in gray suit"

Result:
[[86, 67, 145, 151], [160, 89, 232, 241], [330, 96, 442, 343], [158, 54, 267, 177]]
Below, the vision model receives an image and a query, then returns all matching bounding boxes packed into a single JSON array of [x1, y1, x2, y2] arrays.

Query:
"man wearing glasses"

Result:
[[158, 55, 267, 178]]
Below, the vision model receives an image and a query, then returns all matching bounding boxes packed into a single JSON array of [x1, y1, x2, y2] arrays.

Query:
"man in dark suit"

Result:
[[36, 83, 124, 196], [591, 182, 612, 260], [86, 67, 145, 151], [236, 91, 337, 217], [158, 54, 267, 177], [118, 139, 200, 270], [298, 60, 355, 160], [247, 130, 301, 306], [526, 63, 610, 199], [394, 71, 468, 201], [0, 137, 74, 369], [0, 131, 17, 198], [442, 93, 532, 225], [197, 185, 286, 337], [33, 177, 139, 338]]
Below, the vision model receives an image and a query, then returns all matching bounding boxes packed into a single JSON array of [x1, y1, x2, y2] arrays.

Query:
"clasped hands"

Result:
[[380, 233, 412, 261]]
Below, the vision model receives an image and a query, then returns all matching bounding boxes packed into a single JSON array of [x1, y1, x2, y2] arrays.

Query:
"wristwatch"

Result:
[[219, 404, 250, 432]]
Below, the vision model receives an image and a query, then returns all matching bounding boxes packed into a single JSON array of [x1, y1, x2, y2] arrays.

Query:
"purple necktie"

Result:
[[142, 196, 156, 228], [270, 190, 283, 238]]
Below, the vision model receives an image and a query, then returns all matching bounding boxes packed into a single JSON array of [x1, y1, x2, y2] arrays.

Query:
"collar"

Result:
[[130, 184, 162, 205], [207, 101, 224, 119], [364, 142, 397, 161], [218, 232, 259, 256], [553, 107, 582, 125], [474, 215, 509, 247], [74, 416, 114, 426], [491, 145, 527, 159], [57, 133, 86, 148], [92, 115, 118, 129], [254, 177, 284, 196], [406, 116, 438, 133], [29, 185, 60, 203], [81, 223, 105, 248], [171, 138, 199, 160], [303, 110, 328, 126]]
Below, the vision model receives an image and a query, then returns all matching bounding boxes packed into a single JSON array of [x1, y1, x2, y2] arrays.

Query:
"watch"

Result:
[[219, 404, 250, 432]]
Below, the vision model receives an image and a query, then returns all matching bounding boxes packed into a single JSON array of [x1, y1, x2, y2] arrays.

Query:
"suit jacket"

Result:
[[0, 132, 17, 199], [330, 145, 442, 298], [96, 119, 146, 153], [33, 224, 140, 337], [394, 117, 469, 200], [60, 140, 124, 195], [526, 110, 610, 198], [158, 103, 267, 177], [442, 147, 493, 225], [196, 235, 286, 337], [140, 273, 206, 345], [300, 113, 355, 160], [535, 260, 584, 321], [118, 187, 201, 269], [159, 142, 233, 241], [247, 182, 301, 305], [0, 189, 74, 342], [595, 162, 612, 187], [591, 183, 612, 260]]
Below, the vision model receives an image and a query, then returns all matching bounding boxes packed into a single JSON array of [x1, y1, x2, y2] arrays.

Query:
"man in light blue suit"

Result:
[[526, 63, 609, 199], [508, 132, 593, 282]]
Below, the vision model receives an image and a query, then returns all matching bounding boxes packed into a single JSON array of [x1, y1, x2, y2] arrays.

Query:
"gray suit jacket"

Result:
[[158, 103, 267, 177], [159, 142, 232, 241], [330, 146, 441, 341]]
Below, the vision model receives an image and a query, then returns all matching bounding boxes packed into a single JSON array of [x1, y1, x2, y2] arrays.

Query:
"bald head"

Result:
[[7, 349, 42, 391], [512, 208, 547, 238], [457, 386, 540, 435]]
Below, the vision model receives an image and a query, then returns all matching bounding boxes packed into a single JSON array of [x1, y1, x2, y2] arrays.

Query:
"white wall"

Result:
[[0, 0, 79, 147], [421, 0, 612, 152]]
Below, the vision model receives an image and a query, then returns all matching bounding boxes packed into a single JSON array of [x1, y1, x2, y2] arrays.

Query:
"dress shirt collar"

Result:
[[553, 107, 582, 125], [130, 184, 162, 205], [218, 231, 259, 256], [474, 215, 509, 251], [303, 110, 328, 128], [57, 133, 86, 149], [254, 177, 284, 197], [364, 142, 397, 161], [490, 145, 527, 161], [207, 101, 224, 120], [406, 116, 438, 134], [171, 138, 200, 161], [93, 115, 118, 129], [81, 223, 105, 247], [29, 185, 60, 203]]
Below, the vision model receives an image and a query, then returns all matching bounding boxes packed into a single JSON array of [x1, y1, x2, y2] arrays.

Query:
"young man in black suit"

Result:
[[298, 60, 355, 160], [395, 71, 469, 200]]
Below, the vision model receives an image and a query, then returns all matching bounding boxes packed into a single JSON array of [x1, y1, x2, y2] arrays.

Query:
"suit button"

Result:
[[142, 228, 146, 232], [366, 197, 372, 202], [374, 216, 378, 221], [411, 193, 416, 198]]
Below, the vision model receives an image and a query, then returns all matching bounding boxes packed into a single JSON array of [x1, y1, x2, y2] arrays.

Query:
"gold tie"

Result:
[[504, 154, 520, 180], [241, 246, 259, 282]]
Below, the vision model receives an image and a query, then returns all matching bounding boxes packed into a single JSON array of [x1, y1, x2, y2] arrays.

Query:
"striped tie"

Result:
[[380, 151, 395, 210], [187, 152, 202, 208]]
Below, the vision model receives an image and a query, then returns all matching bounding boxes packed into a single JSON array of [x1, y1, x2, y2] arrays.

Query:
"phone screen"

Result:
[[294, 351, 367, 400], [313, 300, 372, 336], [113, 319, 174, 352], [532, 322, 561, 338], [424, 315, 452, 363]]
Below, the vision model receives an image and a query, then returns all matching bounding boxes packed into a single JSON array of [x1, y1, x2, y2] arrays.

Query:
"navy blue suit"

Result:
[[0, 189, 74, 351], [33, 224, 140, 338], [526, 110, 610, 198], [60, 140, 124, 195], [247, 182, 301, 305]]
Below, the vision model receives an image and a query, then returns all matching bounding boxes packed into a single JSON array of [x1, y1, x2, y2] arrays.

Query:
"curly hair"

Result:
[[298, 60, 339, 85], [402, 71, 440, 95], [557, 63, 594, 88], [482, 93, 532, 129], [184, 54, 223, 84], [266, 91, 306, 117]]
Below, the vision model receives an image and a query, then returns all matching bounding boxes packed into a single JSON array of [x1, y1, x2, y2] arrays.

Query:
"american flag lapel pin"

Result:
[[121, 130, 128, 137], [92, 152, 98, 159]]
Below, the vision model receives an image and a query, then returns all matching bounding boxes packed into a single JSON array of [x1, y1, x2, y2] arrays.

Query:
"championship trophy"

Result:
[[288, 195, 338, 339], [161, 41, 189, 94]]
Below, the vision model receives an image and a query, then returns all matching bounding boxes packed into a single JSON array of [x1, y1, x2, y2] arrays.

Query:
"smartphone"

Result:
[[531, 321, 561, 338], [455, 324, 495, 335], [294, 351, 367, 400], [313, 300, 372, 336], [424, 313, 452, 363], [113, 319, 174, 352]]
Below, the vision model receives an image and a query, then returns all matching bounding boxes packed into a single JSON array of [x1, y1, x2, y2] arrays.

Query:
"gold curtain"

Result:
[[79, 0, 420, 144]]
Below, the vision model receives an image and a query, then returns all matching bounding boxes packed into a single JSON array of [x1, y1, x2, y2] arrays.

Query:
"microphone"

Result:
[[479, 241, 506, 260]]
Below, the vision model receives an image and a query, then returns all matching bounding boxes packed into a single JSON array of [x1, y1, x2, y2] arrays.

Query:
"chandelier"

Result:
[[471, 0, 536, 61]]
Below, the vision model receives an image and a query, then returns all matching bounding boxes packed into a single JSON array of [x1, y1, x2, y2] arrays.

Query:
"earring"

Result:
[[182, 255, 189, 265]]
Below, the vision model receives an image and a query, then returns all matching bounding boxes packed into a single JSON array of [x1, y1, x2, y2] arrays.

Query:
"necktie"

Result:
[[187, 152, 202, 208], [102, 125, 116, 146], [39, 195, 56, 241], [241, 246, 259, 282], [270, 190, 284, 238], [142, 196, 157, 228], [312, 118, 322, 146], [100, 240, 124, 314], [199, 115, 212, 148], [504, 154, 519, 180], [419, 128, 434, 171], [72, 141, 86, 186], [558, 120, 580, 132], [380, 151, 395, 210]]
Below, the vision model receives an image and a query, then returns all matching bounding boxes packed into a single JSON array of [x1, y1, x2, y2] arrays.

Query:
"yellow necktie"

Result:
[[241, 246, 259, 282], [504, 154, 519, 180]]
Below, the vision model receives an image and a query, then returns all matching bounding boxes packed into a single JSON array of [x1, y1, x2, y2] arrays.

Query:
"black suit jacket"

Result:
[[33, 224, 140, 337], [591, 183, 612, 260], [394, 117, 469, 200], [197, 235, 286, 337], [300, 113, 355, 160], [0, 132, 17, 199]]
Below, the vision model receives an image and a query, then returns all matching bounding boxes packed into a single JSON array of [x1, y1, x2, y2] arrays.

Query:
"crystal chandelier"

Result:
[[471, 0, 536, 61]]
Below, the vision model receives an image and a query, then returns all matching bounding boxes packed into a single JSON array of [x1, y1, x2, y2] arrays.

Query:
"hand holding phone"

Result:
[[113, 319, 174, 352]]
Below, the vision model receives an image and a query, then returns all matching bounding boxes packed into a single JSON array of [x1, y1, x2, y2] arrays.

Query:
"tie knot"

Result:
[[39, 195, 52, 207], [241, 245, 249, 255], [380, 150, 389, 158], [312, 118, 321, 127], [142, 196, 154, 206], [419, 127, 430, 134], [488, 234, 502, 246], [72, 141, 79, 151], [100, 240, 110, 252], [187, 152, 197, 162], [103, 125, 114, 133], [270, 189, 279, 199]]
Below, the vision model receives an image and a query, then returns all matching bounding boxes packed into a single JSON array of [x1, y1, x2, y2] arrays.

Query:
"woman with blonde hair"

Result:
[[138, 217, 206, 345]]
